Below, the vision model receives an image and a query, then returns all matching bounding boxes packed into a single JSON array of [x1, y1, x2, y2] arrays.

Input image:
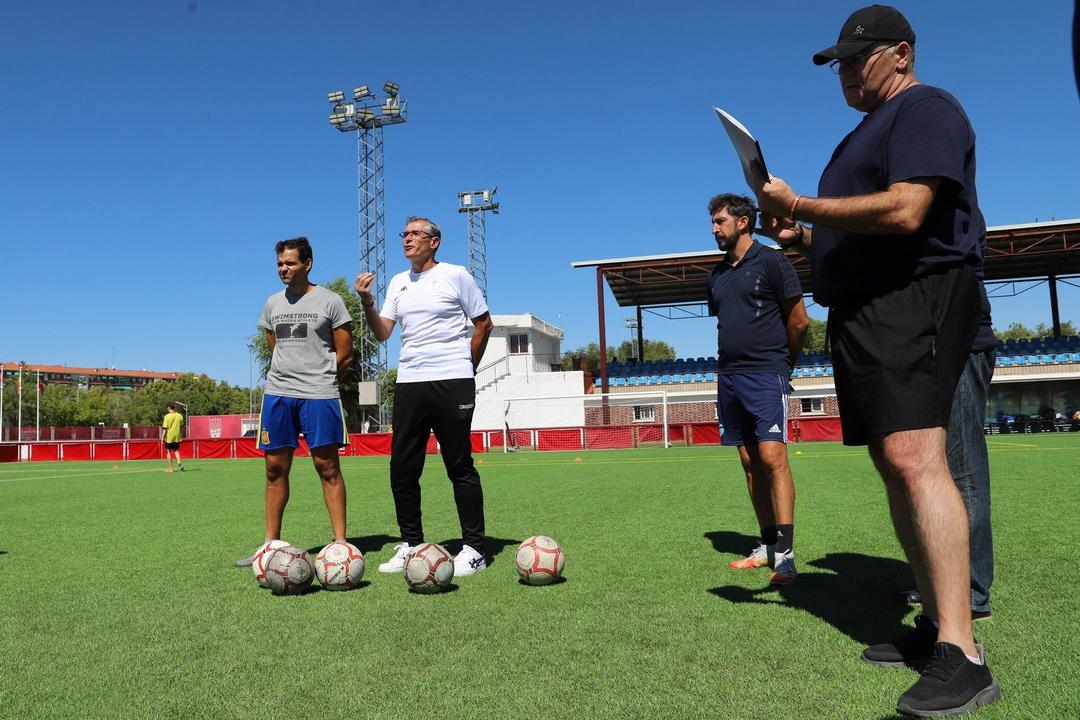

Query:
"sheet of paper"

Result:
[[713, 107, 768, 191]]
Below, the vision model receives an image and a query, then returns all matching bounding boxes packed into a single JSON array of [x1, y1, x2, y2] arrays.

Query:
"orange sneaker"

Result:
[[729, 544, 771, 570]]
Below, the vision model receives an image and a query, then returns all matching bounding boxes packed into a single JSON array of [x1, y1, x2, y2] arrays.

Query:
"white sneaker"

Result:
[[453, 544, 487, 576], [769, 550, 797, 586], [378, 543, 412, 573]]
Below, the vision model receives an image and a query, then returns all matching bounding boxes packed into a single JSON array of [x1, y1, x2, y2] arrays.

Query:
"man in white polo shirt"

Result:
[[355, 216, 494, 576]]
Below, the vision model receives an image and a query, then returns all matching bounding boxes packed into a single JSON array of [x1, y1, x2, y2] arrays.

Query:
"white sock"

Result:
[[966, 652, 984, 666]]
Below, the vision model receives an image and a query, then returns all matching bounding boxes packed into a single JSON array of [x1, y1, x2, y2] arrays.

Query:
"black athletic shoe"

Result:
[[896, 642, 1000, 717], [862, 614, 937, 667]]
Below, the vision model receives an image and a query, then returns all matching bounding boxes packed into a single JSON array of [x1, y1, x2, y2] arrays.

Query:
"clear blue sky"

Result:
[[2, 1, 1077, 386]]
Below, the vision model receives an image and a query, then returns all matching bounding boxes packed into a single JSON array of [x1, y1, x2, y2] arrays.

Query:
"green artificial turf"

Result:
[[0, 435, 1078, 719]]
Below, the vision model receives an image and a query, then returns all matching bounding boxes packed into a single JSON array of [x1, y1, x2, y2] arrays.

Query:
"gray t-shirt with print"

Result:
[[259, 285, 352, 399]]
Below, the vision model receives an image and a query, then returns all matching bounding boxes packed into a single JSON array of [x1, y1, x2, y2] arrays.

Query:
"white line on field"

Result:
[[0, 467, 168, 484]]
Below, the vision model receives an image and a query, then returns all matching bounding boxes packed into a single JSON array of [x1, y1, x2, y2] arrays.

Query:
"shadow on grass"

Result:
[[708, 552, 914, 648], [704, 530, 762, 556]]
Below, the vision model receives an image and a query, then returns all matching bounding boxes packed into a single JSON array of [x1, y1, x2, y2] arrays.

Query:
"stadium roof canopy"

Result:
[[573, 218, 1080, 388], [572, 218, 1080, 308]]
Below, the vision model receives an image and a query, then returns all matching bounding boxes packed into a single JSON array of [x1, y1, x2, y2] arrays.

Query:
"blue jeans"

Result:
[[947, 349, 995, 614]]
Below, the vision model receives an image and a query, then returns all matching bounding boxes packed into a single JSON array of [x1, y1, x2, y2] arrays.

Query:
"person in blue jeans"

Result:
[[900, 284, 995, 619]]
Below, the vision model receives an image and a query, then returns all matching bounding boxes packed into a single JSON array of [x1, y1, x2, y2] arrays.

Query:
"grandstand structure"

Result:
[[568, 218, 1080, 440]]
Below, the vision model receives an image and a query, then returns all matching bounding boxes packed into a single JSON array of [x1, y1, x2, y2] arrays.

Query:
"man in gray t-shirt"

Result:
[[235, 237, 355, 568]]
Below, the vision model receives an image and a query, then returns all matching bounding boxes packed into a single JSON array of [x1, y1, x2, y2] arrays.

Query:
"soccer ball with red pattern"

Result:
[[403, 543, 454, 594], [263, 545, 315, 595], [515, 535, 566, 585], [315, 541, 365, 591], [252, 539, 290, 588]]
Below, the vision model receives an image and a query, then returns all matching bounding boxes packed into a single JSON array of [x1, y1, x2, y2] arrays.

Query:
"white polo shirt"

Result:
[[381, 262, 488, 383]]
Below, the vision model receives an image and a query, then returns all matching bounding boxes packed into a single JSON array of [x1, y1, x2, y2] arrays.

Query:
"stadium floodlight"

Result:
[[324, 81, 408, 428], [458, 187, 499, 299], [381, 99, 401, 118]]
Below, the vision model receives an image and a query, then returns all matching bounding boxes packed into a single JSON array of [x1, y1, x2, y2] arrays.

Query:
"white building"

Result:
[[471, 313, 586, 430]]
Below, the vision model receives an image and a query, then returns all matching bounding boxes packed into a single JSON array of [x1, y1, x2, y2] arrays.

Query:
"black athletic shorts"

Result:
[[829, 263, 979, 446], [164, 441, 181, 451]]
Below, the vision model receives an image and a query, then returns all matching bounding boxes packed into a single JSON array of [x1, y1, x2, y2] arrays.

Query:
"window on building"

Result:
[[800, 397, 824, 415], [633, 405, 655, 422], [509, 333, 529, 354]]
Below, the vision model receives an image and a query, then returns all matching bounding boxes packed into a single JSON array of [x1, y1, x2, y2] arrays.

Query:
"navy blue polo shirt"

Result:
[[706, 240, 803, 374], [811, 85, 985, 307]]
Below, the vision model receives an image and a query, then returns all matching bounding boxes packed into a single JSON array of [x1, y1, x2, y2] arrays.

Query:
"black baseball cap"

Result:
[[812, 4, 916, 65]]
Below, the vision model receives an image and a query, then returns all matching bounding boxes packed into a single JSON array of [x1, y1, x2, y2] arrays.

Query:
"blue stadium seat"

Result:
[[997, 356, 1011, 367], [813, 366, 825, 377], [616, 377, 627, 387], [826, 366, 834, 376], [705, 371, 717, 382], [660, 374, 671, 384]]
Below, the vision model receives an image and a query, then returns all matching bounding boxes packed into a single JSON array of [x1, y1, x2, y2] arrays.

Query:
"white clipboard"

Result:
[[713, 107, 768, 191]]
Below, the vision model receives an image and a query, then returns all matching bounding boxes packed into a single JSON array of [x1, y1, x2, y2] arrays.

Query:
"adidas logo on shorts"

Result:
[[768, 424, 781, 433]]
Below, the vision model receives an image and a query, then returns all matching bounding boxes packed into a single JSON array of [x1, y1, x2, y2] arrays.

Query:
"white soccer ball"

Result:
[[515, 535, 566, 585], [252, 539, 291, 588], [403, 542, 454, 594], [315, 541, 365, 591], [263, 545, 315, 596]]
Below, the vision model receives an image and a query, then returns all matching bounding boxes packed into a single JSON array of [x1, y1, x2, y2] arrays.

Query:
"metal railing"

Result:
[[475, 353, 563, 392]]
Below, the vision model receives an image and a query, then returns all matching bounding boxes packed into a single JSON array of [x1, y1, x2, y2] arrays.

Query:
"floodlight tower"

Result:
[[327, 82, 407, 427], [457, 187, 499, 298]]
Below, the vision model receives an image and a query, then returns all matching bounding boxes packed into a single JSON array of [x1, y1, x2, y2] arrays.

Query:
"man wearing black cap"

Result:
[[754, 4, 1000, 717]]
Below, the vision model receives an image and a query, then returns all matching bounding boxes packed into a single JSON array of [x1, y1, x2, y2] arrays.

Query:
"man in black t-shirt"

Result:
[[705, 193, 808, 586], [754, 5, 999, 717]]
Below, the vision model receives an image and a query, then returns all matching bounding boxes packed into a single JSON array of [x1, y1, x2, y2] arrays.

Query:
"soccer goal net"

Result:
[[499, 389, 721, 453]]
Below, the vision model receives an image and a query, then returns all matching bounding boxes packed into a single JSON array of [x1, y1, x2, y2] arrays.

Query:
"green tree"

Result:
[[1034, 321, 1077, 338], [804, 318, 828, 352], [561, 343, 618, 373], [994, 322, 1036, 342], [613, 339, 677, 363]]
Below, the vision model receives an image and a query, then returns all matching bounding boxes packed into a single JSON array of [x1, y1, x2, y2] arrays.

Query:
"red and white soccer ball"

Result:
[[315, 541, 365, 591], [263, 544, 315, 595], [252, 539, 291, 587], [403, 542, 455, 594], [515, 535, 566, 585]]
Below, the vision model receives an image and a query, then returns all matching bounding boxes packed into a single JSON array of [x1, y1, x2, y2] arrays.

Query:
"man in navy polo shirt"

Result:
[[754, 5, 999, 716], [706, 193, 808, 585]]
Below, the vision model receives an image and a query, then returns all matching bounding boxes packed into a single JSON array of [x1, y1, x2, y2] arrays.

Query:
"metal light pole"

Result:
[[327, 83, 407, 428], [457, 187, 499, 299]]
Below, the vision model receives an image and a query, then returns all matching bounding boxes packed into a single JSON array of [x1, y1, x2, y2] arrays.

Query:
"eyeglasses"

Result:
[[827, 44, 896, 74], [399, 230, 433, 239]]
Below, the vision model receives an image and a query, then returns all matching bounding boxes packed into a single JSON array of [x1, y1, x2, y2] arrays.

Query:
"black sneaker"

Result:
[[862, 614, 937, 667], [896, 642, 1000, 717]]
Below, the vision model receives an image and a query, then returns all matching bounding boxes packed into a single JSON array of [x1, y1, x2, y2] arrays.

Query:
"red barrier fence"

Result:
[[0, 417, 844, 462]]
